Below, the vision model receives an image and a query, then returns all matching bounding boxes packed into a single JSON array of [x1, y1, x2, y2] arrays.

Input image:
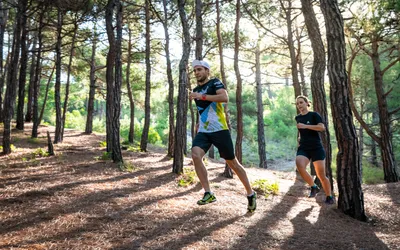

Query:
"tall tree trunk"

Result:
[[216, 0, 233, 177], [85, 22, 97, 134], [38, 64, 55, 125], [256, 44, 267, 168], [126, 26, 135, 143], [162, 0, 175, 157], [301, 0, 333, 192], [61, 18, 78, 140], [195, 0, 203, 60], [2, 0, 26, 154], [295, 26, 307, 97], [54, 9, 63, 143], [0, 2, 8, 123], [111, 0, 123, 163], [140, 0, 151, 152], [347, 35, 399, 182], [105, 0, 123, 163], [370, 40, 398, 182], [0, 3, 8, 124], [32, 7, 44, 138], [234, 0, 243, 163], [371, 112, 379, 167], [280, 0, 301, 101], [25, 35, 37, 122], [16, 6, 28, 130], [173, 0, 190, 174], [105, 0, 116, 153], [320, 0, 366, 221], [194, 0, 214, 159]]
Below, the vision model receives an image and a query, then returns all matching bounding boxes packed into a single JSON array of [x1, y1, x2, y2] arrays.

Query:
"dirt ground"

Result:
[[0, 124, 399, 250]]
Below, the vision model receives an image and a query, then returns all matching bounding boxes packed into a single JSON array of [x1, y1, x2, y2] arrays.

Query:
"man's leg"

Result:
[[191, 146, 210, 192], [225, 158, 253, 195]]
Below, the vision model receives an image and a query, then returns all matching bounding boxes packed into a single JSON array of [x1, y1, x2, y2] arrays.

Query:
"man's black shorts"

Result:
[[296, 145, 326, 162], [192, 130, 235, 160]]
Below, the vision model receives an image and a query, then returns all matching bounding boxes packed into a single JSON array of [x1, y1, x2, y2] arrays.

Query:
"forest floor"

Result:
[[0, 123, 400, 250]]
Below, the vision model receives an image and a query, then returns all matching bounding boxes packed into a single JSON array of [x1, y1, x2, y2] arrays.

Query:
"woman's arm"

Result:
[[296, 122, 325, 132]]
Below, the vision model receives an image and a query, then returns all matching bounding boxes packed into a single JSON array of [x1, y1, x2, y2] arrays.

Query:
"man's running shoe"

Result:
[[325, 196, 335, 205], [197, 192, 216, 205], [308, 185, 320, 198], [247, 192, 257, 212]]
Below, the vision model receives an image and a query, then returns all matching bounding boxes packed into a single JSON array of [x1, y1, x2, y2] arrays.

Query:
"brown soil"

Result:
[[0, 124, 399, 250]]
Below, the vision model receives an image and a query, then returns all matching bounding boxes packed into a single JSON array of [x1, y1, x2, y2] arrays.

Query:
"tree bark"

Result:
[[370, 40, 398, 182], [162, 0, 175, 157], [0, 2, 8, 123], [256, 44, 267, 168], [234, 0, 243, 163], [280, 0, 301, 101], [47, 131, 54, 156], [54, 9, 63, 143], [173, 0, 190, 174], [140, 0, 152, 152], [216, 0, 233, 177], [347, 33, 399, 182], [195, 0, 203, 60], [126, 26, 135, 143], [16, 6, 28, 130], [85, 21, 97, 134], [111, 0, 123, 163], [61, 16, 79, 140], [295, 26, 308, 97], [39, 65, 55, 125], [301, 0, 333, 192], [25, 35, 37, 122], [105, 0, 116, 153], [320, 0, 366, 221], [32, 7, 45, 138], [2, 0, 27, 154]]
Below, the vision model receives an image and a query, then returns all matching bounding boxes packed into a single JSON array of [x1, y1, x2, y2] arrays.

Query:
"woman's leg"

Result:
[[295, 155, 314, 186], [313, 159, 332, 197]]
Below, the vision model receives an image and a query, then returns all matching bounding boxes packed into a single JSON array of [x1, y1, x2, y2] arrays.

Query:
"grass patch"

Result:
[[28, 138, 41, 144], [177, 167, 197, 187], [362, 163, 385, 184], [118, 161, 138, 172], [251, 179, 279, 198], [32, 148, 49, 158], [95, 151, 112, 161], [0, 144, 17, 152]]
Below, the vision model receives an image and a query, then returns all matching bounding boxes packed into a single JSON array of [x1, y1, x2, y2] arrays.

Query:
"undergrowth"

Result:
[[251, 179, 279, 198]]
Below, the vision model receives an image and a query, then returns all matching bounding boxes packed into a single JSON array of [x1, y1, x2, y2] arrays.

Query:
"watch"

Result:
[[201, 94, 207, 101]]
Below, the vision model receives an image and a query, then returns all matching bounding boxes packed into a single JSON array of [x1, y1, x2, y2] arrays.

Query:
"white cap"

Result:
[[192, 59, 210, 69]]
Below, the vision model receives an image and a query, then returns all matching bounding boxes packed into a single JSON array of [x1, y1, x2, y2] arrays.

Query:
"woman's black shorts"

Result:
[[296, 145, 326, 162], [192, 130, 235, 160]]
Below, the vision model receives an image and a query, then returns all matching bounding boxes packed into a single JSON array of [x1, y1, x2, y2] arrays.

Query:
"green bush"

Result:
[[362, 161, 385, 184], [120, 116, 162, 145], [251, 179, 279, 198], [65, 110, 86, 130]]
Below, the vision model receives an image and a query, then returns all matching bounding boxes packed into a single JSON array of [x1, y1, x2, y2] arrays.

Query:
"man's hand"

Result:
[[189, 92, 201, 101]]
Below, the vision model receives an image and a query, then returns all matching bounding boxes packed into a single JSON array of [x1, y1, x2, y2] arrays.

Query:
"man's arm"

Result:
[[189, 88, 228, 103]]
